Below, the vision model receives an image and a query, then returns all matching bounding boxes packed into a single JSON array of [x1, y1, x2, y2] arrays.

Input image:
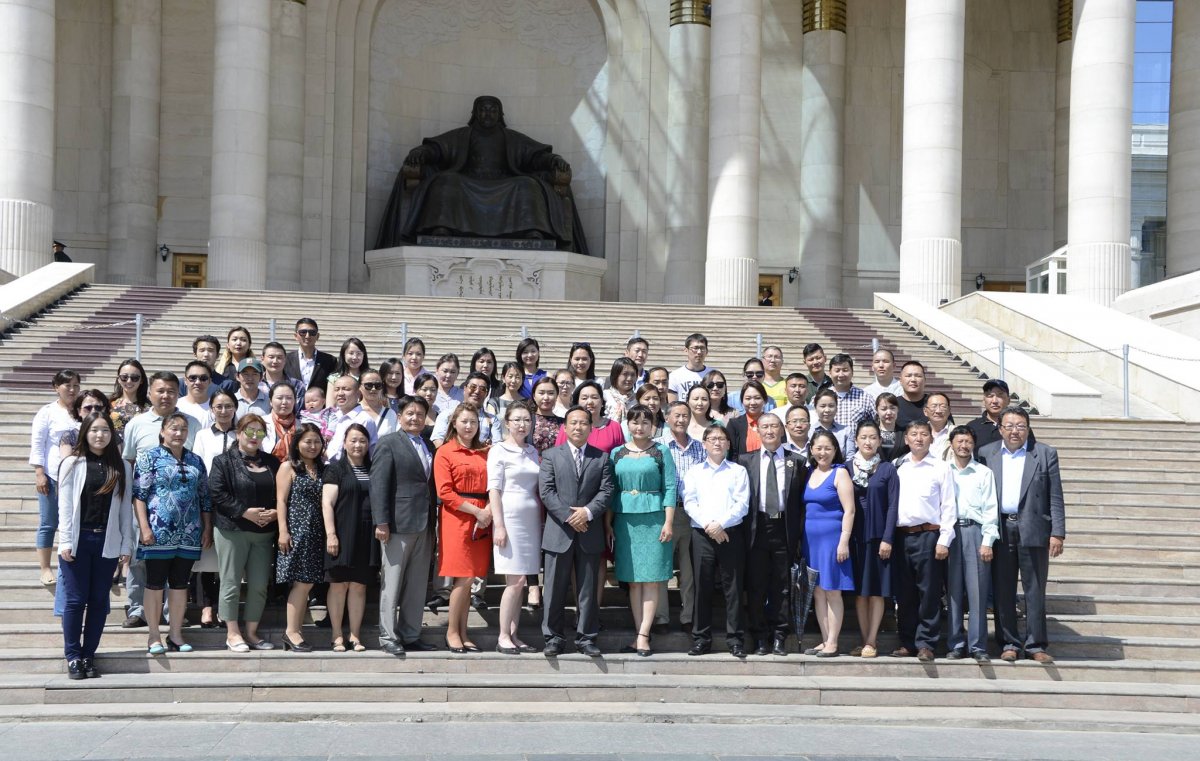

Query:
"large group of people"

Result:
[[30, 320, 1065, 678]]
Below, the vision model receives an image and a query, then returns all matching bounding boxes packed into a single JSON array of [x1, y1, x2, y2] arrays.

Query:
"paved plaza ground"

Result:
[[2, 720, 1191, 761]]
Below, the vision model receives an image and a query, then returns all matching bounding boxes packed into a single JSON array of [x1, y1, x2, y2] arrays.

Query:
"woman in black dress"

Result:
[[847, 419, 898, 659], [275, 422, 326, 652], [321, 423, 378, 652]]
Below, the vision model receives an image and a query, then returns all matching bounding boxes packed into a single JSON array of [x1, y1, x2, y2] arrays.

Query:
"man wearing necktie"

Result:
[[740, 413, 807, 655], [538, 406, 614, 657], [370, 396, 439, 656], [977, 406, 1065, 664]]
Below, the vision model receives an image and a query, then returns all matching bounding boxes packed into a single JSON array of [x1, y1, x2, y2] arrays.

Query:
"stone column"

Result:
[[0, 0, 55, 277], [1053, 0, 1072, 249], [664, 1, 710, 305], [704, 0, 762, 307], [208, 0, 271, 290], [798, 0, 846, 307], [1066, 0, 1134, 304], [1168, 0, 1200, 276], [266, 0, 305, 291], [898, 0, 965, 304], [107, 0, 161, 286]]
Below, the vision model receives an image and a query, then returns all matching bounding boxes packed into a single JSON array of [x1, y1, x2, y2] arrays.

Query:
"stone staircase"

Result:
[[0, 286, 1198, 730]]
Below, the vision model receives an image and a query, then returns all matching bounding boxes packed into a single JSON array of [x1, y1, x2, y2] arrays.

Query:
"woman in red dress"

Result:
[[434, 403, 492, 653]]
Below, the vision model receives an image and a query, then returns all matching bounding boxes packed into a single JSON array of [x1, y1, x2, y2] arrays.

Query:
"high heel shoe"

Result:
[[445, 641, 467, 654], [636, 633, 652, 658], [349, 638, 366, 652], [165, 638, 193, 653], [282, 633, 312, 653]]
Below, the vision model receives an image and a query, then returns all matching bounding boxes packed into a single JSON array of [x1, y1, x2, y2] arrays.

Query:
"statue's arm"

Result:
[[403, 141, 443, 169]]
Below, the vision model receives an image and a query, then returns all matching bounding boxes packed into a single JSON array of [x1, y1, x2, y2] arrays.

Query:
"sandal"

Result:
[[332, 638, 347, 653], [349, 638, 366, 652]]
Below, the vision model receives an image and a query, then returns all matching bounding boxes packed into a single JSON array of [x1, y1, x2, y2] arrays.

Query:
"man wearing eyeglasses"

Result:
[[284, 318, 337, 395], [977, 407, 1065, 664], [667, 333, 710, 402]]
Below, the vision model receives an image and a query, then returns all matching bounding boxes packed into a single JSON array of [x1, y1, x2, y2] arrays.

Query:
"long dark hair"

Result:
[[568, 342, 596, 380], [289, 422, 327, 474], [66, 413, 126, 498], [335, 337, 369, 377], [469, 347, 500, 389], [807, 430, 846, 468], [110, 359, 149, 407], [703, 370, 734, 415]]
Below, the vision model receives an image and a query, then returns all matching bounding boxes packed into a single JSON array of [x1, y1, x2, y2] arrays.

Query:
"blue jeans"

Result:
[[36, 478, 58, 549], [60, 531, 119, 661]]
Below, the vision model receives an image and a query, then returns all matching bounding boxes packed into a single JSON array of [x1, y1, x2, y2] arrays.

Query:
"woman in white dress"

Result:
[[486, 400, 542, 654]]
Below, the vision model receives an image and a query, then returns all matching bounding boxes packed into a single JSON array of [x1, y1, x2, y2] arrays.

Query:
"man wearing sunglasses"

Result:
[[177, 360, 215, 426], [184, 335, 236, 396], [284, 318, 337, 395]]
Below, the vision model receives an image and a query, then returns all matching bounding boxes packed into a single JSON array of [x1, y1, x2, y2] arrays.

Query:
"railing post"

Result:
[[269, 318, 276, 343], [134, 313, 143, 363], [1123, 344, 1131, 419], [521, 325, 528, 339], [755, 333, 763, 358], [998, 341, 1006, 381], [871, 338, 880, 353], [633, 329, 640, 339], [400, 322, 408, 347]]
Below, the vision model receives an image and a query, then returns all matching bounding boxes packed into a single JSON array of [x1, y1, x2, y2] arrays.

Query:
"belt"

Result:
[[956, 519, 980, 527], [897, 523, 940, 535], [459, 492, 488, 500], [1003, 514, 1019, 522], [622, 489, 660, 496], [761, 510, 785, 521], [80, 526, 105, 534]]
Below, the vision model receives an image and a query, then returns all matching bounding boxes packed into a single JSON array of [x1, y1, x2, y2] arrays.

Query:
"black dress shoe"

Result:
[[972, 651, 991, 663], [81, 658, 99, 679], [543, 641, 564, 657], [728, 644, 747, 659], [945, 649, 966, 660], [403, 640, 438, 652], [121, 615, 147, 629], [772, 635, 788, 656], [380, 642, 407, 657], [754, 641, 770, 656], [578, 642, 602, 657], [67, 659, 87, 680], [471, 593, 489, 612], [282, 634, 313, 653], [688, 642, 711, 656], [426, 594, 448, 615], [516, 643, 539, 653]]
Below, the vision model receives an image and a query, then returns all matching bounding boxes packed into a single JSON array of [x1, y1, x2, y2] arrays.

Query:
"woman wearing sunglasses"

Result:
[[702, 370, 736, 424]]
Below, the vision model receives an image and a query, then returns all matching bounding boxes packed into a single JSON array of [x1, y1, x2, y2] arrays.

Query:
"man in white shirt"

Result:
[[324, 375, 378, 460], [176, 360, 214, 426], [682, 423, 750, 658], [945, 426, 999, 663], [667, 333, 710, 402], [862, 348, 903, 398], [886, 418, 956, 661]]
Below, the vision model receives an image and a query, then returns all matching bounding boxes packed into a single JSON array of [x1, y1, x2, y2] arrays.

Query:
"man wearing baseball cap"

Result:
[[234, 358, 271, 419], [966, 379, 1034, 455]]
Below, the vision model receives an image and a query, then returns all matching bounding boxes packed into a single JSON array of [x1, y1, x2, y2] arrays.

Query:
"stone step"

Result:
[[5, 647, 1200, 685], [3, 670, 1198, 715], [1047, 577, 1200, 598], [1050, 557, 1200, 580], [3, 701, 1199, 735]]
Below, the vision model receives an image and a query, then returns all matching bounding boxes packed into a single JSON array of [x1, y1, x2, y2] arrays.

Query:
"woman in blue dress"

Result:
[[801, 430, 856, 657], [132, 413, 212, 655], [605, 405, 677, 657]]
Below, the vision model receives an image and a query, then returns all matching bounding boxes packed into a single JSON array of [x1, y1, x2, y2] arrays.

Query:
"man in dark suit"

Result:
[[370, 395, 438, 656], [283, 317, 337, 395], [977, 406, 1065, 664], [538, 405, 614, 657], [739, 412, 806, 655]]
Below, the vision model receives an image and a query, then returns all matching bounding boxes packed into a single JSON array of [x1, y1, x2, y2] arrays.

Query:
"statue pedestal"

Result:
[[366, 245, 607, 301]]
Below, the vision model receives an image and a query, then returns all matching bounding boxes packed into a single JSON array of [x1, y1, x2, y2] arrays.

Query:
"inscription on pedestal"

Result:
[[416, 235, 557, 251]]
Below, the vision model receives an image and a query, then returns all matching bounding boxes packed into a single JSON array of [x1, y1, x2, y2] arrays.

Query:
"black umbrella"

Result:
[[790, 561, 820, 652]]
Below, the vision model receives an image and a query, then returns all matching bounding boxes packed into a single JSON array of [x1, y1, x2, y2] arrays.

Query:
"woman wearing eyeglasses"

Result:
[[132, 413, 212, 654], [358, 369, 399, 438], [567, 342, 596, 388], [208, 414, 282, 653], [108, 359, 149, 444], [702, 370, 737, 424], [551, 369, 574, 417]]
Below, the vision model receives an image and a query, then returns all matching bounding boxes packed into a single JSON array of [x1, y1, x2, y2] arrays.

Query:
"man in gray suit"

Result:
[[538, 406, 615, 657], [371, 396, 438, 656], [977, 406, 1066, 663]]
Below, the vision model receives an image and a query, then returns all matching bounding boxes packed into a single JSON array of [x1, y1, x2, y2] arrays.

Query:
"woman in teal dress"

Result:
[[605, 404, 677, 657]]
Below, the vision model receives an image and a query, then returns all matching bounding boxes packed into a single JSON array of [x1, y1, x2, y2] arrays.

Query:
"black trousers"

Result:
[[893, 529, 944, 652], [691, 525, 745, 647], [745, 517, 790, 641], [992, 515, 1050, 654]]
